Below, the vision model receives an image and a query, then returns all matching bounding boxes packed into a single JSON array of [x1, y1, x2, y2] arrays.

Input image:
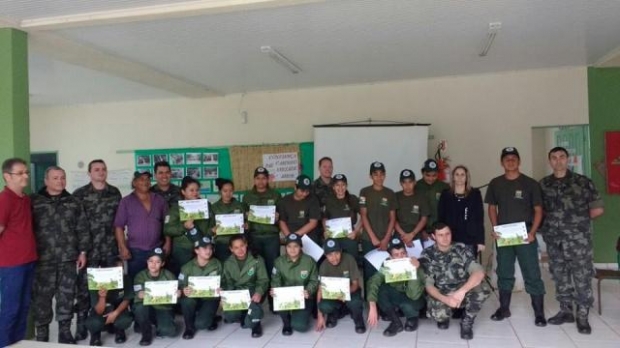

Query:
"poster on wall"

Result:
[[605, 131, 620, 194], [262, 152, 299, 182]]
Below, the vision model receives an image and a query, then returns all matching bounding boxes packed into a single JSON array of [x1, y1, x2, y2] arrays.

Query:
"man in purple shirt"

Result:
[[114, 171, 170, 280]]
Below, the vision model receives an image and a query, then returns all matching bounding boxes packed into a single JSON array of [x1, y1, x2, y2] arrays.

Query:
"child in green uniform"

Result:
[[322, 174, 362, 261], [278, 175, 321, 244], [359, 162, 397, 289], [367, 238, 425, 337], [178, 236, 222, 340], [416, 159, 449, 243], [242, 167, 281, 282], [164, 176, 213, 275], [315, 238, 366, 334], [221, 235, 269, 338], [270, 234, 319, 335], [211, 178, 246, 262], [133, 248, 180, 346], [84, 257, 133, 346], [395, 169, 430, 246]]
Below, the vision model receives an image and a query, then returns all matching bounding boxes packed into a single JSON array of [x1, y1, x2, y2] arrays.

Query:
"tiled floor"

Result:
[[41, 265, 620, 348]]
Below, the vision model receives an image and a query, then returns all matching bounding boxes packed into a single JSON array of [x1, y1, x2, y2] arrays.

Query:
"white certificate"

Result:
[[178, 199, 210, 221], [406, 239, 424, 258], [273, 286, 305, 311], [187, 276, 220, 298], [87, 267, 123, 290], [320, 276, 351, 301], [382, 258, 417, 283], [325, 217, 352, 239], [143, 281, 178, 305], [301, 235, 324, 262], [494, 222, 529, 247], [364, 249, 390, 271], [215, 214, 244, 235], [220, 289, 251, 311], [248, 205, 276, 224]]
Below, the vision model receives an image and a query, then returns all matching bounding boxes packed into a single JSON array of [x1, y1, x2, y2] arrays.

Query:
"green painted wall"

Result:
[[587, 67, 620, 263], [0, 28, 30, 164]]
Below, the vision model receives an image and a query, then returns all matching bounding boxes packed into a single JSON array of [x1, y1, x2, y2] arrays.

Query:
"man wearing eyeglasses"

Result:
[[0, 158, 38, 347]]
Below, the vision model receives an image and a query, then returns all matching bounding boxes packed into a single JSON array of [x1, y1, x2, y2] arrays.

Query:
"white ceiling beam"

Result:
[[594, 45, 620, 67], [21, 0, 326, 30], [29, 32, 221, 98]]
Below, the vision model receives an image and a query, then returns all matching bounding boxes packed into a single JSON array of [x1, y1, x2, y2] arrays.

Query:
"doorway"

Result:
[[30, 152, 58, 192], [531, 125, 591, 180]]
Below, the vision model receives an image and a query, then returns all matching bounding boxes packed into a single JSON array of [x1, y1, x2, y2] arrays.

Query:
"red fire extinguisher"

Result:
[[435, 140, 451, 183]]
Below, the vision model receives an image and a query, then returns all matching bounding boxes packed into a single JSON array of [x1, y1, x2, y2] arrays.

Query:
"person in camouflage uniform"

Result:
[[312, 157, 334, 207], [420, 223, 489, 340], [31, 166, 90, 344], [72, 159, 122, 341], [540, 147, 604, 334], [151, 161, 182, 207]]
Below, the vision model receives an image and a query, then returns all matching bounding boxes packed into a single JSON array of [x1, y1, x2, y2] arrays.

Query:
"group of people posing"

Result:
[[0, 145, 603, 347]]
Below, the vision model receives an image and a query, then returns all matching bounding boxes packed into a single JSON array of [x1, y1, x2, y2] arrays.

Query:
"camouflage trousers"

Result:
[[32, 262, 77, 326], [428, 283, 490, 323], [544, 237, 594, 308]]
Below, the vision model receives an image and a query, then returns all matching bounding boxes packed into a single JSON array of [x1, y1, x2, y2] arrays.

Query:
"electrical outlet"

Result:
[[489, 22, 502, 31]]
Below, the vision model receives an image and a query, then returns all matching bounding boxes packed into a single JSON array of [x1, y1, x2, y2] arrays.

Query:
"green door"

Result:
[[30, 152, 58, 192], [554, 125, 591, 177]]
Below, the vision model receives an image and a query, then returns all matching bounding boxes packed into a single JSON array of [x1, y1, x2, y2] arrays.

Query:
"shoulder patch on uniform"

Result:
[[178, 273, 185, 280], [248, 267, 255, 276], [300, 270, 309, 279], [134, 284, 142, 291], [165, 215, 170, 224]]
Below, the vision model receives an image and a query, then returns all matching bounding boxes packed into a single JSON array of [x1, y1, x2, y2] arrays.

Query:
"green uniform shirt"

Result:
[[211, 198, 246, 245], [278, 194, 321, 234], [89, 275, 134, 309], [395, 191, 431, 233], [484, 174, 542, 225], [318, 252, 361, 281], [271, 254, 319, 295], [420, 243, 483, 293], [178, 258, 223, 289], [150, 184, 182, 208], [358, 186, 397, 240], [242, 187, 281, 236], [133, 269, 177, 309], [366, 259, 425, 302], [415, 179, 449, 229], [222, 253, 269, 296], [323, 194, 360, 226], [164, 202, 213, 249]]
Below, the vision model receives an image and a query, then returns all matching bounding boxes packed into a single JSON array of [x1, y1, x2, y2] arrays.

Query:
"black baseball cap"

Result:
[[295, 175, 312, 190], [332, 174, 347, 184], [323, 238, 342, 254], [133, 170, 152, 179], [387, 237, 405, 253], [285, 233, 303, 246], [194, 236, 213, 249], [148, 247, 165, 260], [421, 159, 439, 173], [501, 147, 520, 160], [370, 161, 386, 174], [399, 169, 415, 182], [254, 166, 269, 178]]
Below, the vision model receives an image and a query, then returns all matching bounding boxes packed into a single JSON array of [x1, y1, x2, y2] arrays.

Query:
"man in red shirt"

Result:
[[0, 158, 38, 347]]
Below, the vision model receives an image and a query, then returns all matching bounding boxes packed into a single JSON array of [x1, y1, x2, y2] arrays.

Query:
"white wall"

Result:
[[30, 66, 589, 192]]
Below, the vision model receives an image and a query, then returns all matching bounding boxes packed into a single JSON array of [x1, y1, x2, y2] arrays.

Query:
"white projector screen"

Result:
[[313, 124, 429, 196]]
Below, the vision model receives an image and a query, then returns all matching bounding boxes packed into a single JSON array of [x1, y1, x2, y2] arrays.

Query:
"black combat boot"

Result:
[[75, 311, 88, 341], [326, 313, 338, 328], [352, 311, 366, 334], [35, 325, 49, 342], [58, 320, 77, 344], [404, 317, 419, 332], [383, 308, 404, 337], [490, 290, 512, 321], [531, 295, 547, 327], [251, 323, 263, 338], [114, 328, 127, 344], [576, 306, 591, 334], [460, 315, 475, 340], [89, 331, 102, 346], [548, 302, 575, 325], [281, 314, 293, 336], [182, 309, 196, 339], [139, 326, 153, 346]]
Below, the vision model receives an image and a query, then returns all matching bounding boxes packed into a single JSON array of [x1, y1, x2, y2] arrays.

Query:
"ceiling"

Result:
[[2, 0, 620, 106]]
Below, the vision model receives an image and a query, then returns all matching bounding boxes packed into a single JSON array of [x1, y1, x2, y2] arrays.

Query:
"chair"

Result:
[[593, 236, 620, 315]]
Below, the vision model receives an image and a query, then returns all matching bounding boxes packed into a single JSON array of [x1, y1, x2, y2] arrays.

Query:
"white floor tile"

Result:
[[467, 335, 523, 348]]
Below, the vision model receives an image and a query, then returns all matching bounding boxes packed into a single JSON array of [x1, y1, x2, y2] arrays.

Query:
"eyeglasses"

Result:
[[8, 171, 30, 176]]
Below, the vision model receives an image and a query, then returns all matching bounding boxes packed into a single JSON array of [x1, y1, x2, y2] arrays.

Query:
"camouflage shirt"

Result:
[[420, 243, 483, 293], [73, 183, 122, 263], [31, 188, 91, 263], [540, 170, 603, 240], [312, 178, 333, 208], [150, 184, 182, 207]]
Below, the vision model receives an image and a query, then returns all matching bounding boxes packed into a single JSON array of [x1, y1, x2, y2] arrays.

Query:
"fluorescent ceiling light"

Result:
[[260, 46, 302, 74], [479, 22, 501, 57]]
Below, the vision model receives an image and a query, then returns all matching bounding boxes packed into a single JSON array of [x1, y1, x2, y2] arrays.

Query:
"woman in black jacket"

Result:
[[437, 165, 485, 256]]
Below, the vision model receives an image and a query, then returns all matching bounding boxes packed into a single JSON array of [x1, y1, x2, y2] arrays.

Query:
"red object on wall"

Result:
[[605, 131, 620, 194]]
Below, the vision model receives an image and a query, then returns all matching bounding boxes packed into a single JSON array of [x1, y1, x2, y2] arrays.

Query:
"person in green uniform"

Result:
[[221, 235, 269, 338], [485, 147, 546, 326], [367, 238, 425, 337], [270, 234, 319, 335], [322, 174, 362, 261], [164, 176, 213, 275], [395, 169, 430, 246], [150, 161, 182, 207], [178, 236, 222, 339], [84, 257, 133, 346], [315, 238, 366, 334], [359, 161, 397, 290], [133, 248, 180, 346], [416, 159, 449, 244], [211, 178, 246, 261], [242, 167, 282, 282], [278, 175, 321, 244]]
